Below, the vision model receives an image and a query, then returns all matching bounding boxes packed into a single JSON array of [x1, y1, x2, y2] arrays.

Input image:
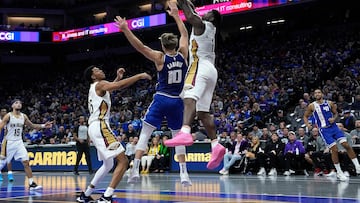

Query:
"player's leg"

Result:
[[128, 97, 162, 183], [77, 158, 114, 202], [96, 153, 128, 203], [195, 63, 224, 169]]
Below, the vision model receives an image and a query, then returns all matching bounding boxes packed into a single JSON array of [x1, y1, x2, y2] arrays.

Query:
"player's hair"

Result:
[[210, 9, 222, 28], [159, 33, 178, 50], [11, 98, 21, 106], [84, 65, 96, 83]]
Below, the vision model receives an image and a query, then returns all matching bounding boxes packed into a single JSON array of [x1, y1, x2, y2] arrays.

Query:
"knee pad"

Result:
[[136, 134, 151, 151], [175, 146, 186, 155], [136, 123, 155, 151], [103, 158, 114, 172], [171, 130, 186, 155]]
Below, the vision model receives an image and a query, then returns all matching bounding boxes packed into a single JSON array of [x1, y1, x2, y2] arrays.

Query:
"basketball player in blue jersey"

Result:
[[115, 1, 192, 186], [163, 0, 225, 170], [0, 108, 14, 182], [304, 89, 360, 181]]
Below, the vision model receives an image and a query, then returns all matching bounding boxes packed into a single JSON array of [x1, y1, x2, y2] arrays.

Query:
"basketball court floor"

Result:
[[0, 172, 359, 202]]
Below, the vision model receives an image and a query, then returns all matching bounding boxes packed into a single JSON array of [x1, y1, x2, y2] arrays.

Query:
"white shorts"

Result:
[[184, 59, 218, 112], [88, 121, 125, 161], [4, 139, 29, 163]]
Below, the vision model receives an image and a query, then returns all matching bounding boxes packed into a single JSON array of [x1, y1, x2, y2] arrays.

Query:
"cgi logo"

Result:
[[131, 18, 145, 29], [0, 32, 15, 41]]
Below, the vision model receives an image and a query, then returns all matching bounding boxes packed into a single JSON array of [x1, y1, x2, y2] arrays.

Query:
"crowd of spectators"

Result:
[[1, 20, 360, 173]]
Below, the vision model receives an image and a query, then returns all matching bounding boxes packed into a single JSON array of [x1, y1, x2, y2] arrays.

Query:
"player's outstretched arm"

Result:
[[24, 114, 53, 129], [114, 16, 163, 65], [167, 1, 188, 60], [96, 72, 152, 93], [177, 0, 204, 31]]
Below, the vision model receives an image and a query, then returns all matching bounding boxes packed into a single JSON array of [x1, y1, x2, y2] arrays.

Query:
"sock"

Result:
[[84, 186, 94, 197], [8, 171, 12, 174], [179, 162, 187, 174], [351, 158, 360, 168], [181, 126, 191, 134], [334, 163, 343, 174], [133, 159, 140, 172], [104, 187, 114, 197], [28, 178, 34, 185], [211, 140, 218, 148]]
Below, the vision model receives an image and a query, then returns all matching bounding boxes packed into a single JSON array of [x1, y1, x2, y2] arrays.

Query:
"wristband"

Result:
[[41, 124, 46, 128]]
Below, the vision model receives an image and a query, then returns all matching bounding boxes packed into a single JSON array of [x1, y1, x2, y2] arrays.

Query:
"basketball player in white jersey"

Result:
[[0, 99, 52, 190], [164, 0, 226, 170], [114, 1, 192, 186], [77, 66, 151, 203], [0, 108, 14, 182]]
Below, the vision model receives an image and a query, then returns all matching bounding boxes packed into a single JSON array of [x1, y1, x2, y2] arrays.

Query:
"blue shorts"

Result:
[[319, 124, 346, 147], [143, 94, 183, 130]]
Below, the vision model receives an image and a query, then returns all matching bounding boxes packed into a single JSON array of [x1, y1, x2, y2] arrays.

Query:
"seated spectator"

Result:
[[125, 124, 137, 138], [152, 135, 170, 173], [140, 137, 159, 174], [55, 125, 67, 144], [125, 136, 138, 167], [350, 120, 360, 144], [243, 136, 262, 174], [219, 133, 248, 175], [272, 109, 290, 126], [340, 110, 356, 131], [303, 127, 326, 176], [257, 133, 285, 176], [283, 131, 308, 176], [296, 127, 308, 142], [218, 131, 230, 147], [251, 124, 263, 138]]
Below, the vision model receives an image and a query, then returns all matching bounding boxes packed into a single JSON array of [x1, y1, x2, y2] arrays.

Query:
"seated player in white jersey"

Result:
[[114, 1, 192, 186], [304, 89, 360, 181], [163, 0, 226, 170], [0, 99, 52, 190], [77, 66, 151, 203]]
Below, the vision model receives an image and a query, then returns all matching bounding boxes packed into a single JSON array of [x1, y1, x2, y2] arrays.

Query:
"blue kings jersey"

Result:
[[156, 53, 188, 96], [312, 100, 333, 128]]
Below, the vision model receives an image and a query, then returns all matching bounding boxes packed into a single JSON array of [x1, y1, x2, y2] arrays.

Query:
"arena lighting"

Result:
[[239, 25, 252, 30], [7, 17, 45, 26], [266, 19, 286, 25], [139, 4, 151, 11], [93, 12, 107, 20], [52, 13, 166, 42]]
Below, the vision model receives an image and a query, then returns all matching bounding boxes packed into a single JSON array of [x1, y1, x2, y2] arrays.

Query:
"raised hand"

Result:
[[44, 121, 53, 128], [167, 1, 179, 17], [117, 68, 125, 80], [114, 16, 128, 30]]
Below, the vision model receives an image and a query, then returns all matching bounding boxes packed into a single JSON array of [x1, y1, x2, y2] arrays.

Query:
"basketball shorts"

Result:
[[88, 121, 124, 161], [319, 124, 346, 148], [184, 59, 218, 112], [143, 93, 183, 130], [4, 139, 29, 163]]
